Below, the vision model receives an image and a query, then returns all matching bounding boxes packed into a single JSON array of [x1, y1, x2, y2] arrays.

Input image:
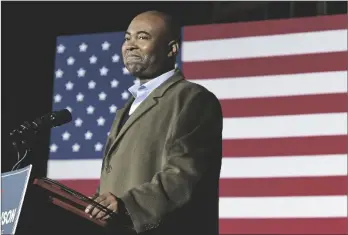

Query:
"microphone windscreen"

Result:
[[52, 109, 72, 127]]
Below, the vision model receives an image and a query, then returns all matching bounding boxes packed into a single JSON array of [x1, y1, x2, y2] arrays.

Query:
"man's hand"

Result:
[[85, 192, 118, 220]]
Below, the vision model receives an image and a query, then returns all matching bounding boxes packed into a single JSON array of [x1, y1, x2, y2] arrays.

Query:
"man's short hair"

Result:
[[163, 13, 182, 46], [145, 11, 182, 45]]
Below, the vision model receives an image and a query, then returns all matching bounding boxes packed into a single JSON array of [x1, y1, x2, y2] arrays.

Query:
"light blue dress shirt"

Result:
[[128, 69, 176, 115]]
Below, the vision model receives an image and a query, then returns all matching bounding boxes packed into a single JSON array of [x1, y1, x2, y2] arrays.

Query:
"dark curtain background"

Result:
[[2, 1, 346, 178]]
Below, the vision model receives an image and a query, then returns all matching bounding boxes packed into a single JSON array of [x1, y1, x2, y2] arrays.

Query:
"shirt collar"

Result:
[[128, 69, 175, 98]]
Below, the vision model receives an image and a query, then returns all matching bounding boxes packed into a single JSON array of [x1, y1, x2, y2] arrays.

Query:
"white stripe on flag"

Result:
[[219, 196, 347, 218], [182, 30, 348, 62], [223, 113, 347, 139], [190, 71, 347, 100], [48, 154, 346, 180], [220, 154, 347, 178], [47, 159, 102, 179]]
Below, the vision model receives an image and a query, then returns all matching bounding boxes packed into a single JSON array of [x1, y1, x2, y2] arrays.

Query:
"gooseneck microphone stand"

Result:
[[9, 120, 36, 171]]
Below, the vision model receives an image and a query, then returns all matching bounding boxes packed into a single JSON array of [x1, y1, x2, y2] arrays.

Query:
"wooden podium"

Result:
[[15, 177, 134, 235]]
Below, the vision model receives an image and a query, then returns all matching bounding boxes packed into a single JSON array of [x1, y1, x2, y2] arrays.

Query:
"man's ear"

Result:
[[168, 40, 179, 57]]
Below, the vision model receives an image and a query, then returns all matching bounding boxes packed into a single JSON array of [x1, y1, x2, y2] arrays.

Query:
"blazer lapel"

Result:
[[105, 98, 133, 158], [115, 97, 134, 136], [106, 70, 184, 158]]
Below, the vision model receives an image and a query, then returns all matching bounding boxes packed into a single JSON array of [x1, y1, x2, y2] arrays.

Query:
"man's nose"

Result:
[[124, 41, 138, 51]]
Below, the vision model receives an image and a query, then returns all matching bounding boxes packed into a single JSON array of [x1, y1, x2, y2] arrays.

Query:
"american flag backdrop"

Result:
[[47, 14, 348, 234]]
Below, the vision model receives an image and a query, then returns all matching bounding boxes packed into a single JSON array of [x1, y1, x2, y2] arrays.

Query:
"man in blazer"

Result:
[[85, 11, 223, 235]]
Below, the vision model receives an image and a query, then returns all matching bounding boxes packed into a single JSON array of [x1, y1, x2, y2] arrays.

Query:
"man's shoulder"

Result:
[[172, 77, 219, 103]]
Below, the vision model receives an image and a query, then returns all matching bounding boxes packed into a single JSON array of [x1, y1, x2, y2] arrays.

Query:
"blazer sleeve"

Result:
[[119, 90, 223, 233]]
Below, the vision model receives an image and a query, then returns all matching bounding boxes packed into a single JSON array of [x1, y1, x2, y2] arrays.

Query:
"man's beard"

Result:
[[125, 62, 146, 77], [124, 55, 161, 79]]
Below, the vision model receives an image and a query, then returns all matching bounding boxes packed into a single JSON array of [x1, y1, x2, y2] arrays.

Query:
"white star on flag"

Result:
[[133, 79, 140, 86], [67, 57, 75, 65], [79, 43, 88, 52], [75, 118, 83, 127], [50, 144, 58, 152], [66, 106, 72, 113], [98, 92, 107, 101], [94, 142, 103, 152], [97, 117, 105, 126], [112, 54, 120, 62], [100, 66, 109, 76], [62, 131, 71, 141], [88, 80, 96, 89], [57, 44, 65, 53], [89, 55, 97, 64], [111, 79, 119, 88], [76, 93, 84, 102], [109, 104, 117, 113], [77, 68, 86, 77], [121, 91, 130, 100], [102, 41, 111, 50], [85, 131, 93, 140], [86, 105, 95, 114], [65, 81, 74, 90], [54, 94, 62, 103], [72, 143, 80, 152], [55, 69, 64, 78], [122, 67, 129, 74]]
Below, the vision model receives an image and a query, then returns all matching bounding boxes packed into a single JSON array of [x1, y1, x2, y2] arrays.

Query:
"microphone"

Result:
[[9, 109, 72, 148], [9, 109, 72, 171]]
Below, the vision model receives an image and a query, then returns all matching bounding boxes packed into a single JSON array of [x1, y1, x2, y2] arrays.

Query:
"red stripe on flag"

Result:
[[59, 179, 100, 196], [219, 176, 348, 197], [59, 175, 348, 198], [219, 217, 348, 234], [183, 52, 347, 79], [220, 93, 348, 118], [223, 135, 348, 157], [59, 176, 348, 197], [184, 14, 347, 41]]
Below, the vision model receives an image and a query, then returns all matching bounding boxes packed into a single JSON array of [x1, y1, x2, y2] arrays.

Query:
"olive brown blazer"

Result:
[[98, 70, 223, 235]]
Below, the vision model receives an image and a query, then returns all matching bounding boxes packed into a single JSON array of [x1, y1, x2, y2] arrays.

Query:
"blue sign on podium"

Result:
[[1, 165, 32, 235]]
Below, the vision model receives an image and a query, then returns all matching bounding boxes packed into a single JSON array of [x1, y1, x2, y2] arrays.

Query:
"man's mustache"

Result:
[[125, 52, 141, 58]]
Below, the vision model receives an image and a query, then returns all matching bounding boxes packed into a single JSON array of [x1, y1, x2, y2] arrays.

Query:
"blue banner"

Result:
[[1, 165, 32, 235]]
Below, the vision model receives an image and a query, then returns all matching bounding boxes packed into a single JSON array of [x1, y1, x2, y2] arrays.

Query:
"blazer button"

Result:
[[105, 165, 112, 173]]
